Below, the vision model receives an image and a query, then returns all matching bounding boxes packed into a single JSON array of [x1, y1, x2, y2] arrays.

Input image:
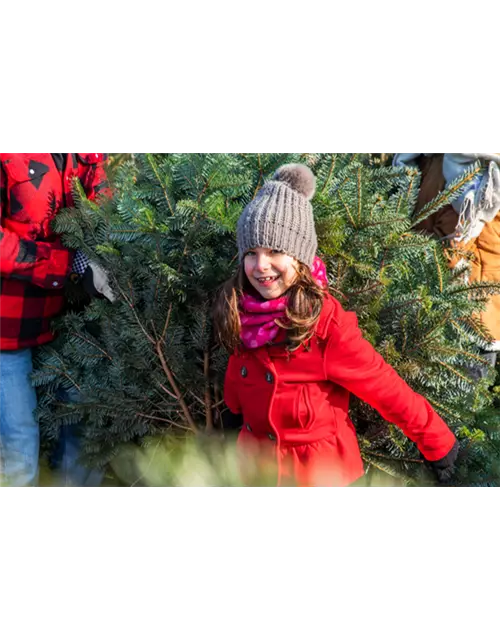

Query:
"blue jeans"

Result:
[[0, 349, 39, 486], [0, 348, 104, 487], [49, 386, 105, 487]]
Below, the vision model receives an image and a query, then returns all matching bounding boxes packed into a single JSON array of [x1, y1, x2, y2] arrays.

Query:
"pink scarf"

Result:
[[239, 257, 328, 349]]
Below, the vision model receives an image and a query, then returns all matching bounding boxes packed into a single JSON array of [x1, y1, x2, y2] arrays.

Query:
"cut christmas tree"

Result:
[[32, 154, 500, 485]]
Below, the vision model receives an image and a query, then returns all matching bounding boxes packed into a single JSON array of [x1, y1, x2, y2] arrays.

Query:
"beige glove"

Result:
[[81, 261, 116, 302]]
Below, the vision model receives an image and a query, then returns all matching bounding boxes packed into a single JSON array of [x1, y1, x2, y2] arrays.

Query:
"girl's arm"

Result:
[[324, 303, 457, 464]]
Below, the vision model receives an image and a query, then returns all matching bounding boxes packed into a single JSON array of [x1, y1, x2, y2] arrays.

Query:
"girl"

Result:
[[214, 163, 459, 487]]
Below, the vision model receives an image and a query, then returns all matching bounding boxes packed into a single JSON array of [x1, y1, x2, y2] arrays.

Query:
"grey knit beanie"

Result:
[[237, 163, 317, 268]]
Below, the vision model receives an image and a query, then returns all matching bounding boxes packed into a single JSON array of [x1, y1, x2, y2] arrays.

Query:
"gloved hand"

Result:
[[82, 261, 116, 302], [70, 249, 116, 302], [442, 155, 500, 242], [427, 440, 460, 485], [478, 160, 500, 218], [221, 409, 244, 431]]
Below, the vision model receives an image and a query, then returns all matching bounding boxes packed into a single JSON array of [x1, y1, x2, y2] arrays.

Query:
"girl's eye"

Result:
[[245, 251, 255, 257], [272, 249, 284, 255]]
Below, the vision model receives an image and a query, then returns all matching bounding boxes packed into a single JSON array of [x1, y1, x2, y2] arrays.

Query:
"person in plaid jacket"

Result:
[[0, 153, 114, 486]]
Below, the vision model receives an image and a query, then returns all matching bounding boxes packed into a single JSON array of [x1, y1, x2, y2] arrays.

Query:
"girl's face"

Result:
[[243, 247, 299, 299]]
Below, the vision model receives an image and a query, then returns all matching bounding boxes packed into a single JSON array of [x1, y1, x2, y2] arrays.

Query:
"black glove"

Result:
[[221, 409, 244, 431], [427, 440, 459, 485]]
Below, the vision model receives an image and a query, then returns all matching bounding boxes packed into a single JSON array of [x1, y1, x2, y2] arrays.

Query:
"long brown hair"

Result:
[[213, 261, 325, 353]]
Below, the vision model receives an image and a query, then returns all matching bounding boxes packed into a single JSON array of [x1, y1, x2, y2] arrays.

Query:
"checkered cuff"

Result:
[[72, 249, 90, 275]]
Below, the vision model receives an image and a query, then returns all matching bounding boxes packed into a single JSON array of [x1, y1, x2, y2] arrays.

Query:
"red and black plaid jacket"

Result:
[[0, 153, 109, 350]]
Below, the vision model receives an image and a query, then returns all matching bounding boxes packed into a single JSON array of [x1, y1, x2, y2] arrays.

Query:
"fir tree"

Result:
[[33, 154, 500, 485]]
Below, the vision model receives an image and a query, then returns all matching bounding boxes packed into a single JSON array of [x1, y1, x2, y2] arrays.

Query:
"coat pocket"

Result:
[[3, 155, 50, 186], [296, 385, 315, 430], [3, 156, 51, 223]]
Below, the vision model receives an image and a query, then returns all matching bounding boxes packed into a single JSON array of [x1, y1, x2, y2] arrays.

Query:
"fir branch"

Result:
[[155, 341, 199, 433], [204, 350, 214, 432], [69, 332, 112, 361], [412, 163, 482, 227], [363, 450, 424, 464], [338, 190, 357, 229], [435, 359, 475, 385], [320, 155, 336, 195], [146, 153, 174, 216]]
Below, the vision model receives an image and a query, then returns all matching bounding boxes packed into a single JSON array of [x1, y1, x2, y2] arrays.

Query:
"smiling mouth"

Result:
[[256, 275, 280, 284]]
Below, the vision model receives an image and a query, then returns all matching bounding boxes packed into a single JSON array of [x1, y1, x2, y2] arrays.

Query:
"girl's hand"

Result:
[[427, 440, 459, 485]]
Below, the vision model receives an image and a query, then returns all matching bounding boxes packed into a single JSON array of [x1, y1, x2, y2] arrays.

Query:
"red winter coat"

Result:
[[224, 293, 457, 486], [0, 153, 109, 350]]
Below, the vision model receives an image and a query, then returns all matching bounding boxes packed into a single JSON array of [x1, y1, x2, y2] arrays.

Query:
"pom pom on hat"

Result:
[[273, 163, 316, 201]]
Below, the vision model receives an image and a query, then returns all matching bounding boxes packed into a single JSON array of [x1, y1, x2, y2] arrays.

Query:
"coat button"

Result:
[[241, 366, 248, 378], [246, 424, 252, 432], [267, 433, 277, 442], [265, 372, 274, 384]]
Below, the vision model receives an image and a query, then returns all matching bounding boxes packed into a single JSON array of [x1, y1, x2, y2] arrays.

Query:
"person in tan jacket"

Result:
[[393, 153, 500, 374]]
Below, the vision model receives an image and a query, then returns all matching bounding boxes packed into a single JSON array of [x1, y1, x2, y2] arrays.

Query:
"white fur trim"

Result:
[[453, 258, 470, 271], [483, 340, 500, 352]]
